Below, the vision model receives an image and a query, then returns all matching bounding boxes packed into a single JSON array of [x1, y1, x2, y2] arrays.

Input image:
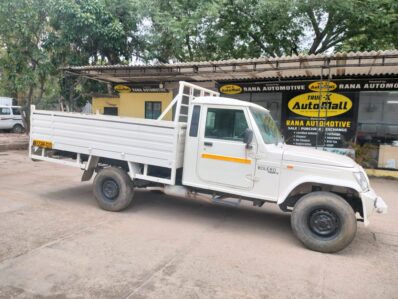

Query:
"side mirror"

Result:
[[243, 128, 253, 148]]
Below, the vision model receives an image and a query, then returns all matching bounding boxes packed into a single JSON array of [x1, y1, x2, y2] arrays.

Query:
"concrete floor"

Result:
[[0, 133, 28, 151], [0, 150, 397, 299]]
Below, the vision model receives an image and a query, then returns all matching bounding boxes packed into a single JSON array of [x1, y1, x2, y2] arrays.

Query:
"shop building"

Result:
[[64, 50, 398, 170], [91, 90, 173, 120]]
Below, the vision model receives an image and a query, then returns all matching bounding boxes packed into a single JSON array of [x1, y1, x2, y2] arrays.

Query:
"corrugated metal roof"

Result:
[[63, 50, 398, 83]]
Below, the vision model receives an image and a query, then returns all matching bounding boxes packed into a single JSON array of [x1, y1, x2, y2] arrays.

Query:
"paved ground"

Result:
[[0, 150, 397, 299], [0, 133, 28, 151]]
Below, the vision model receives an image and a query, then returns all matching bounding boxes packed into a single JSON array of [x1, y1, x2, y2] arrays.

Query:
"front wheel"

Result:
[[291, 192, 357, 253], [93, 167, 134, 211]]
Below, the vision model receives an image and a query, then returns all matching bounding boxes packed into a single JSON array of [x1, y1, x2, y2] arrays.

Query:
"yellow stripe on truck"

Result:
[[201, 153, 251, 164]]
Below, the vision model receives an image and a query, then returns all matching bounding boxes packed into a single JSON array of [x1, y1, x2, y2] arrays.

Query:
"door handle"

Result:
[[204, 142, 213, 147]]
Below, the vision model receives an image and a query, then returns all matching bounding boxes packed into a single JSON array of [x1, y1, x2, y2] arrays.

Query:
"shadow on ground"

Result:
[[41, 185, 294, 241]]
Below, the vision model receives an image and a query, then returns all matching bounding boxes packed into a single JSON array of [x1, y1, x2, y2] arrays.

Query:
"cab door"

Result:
[[0, 107, 12, 129], [197, 106, 256, 190]]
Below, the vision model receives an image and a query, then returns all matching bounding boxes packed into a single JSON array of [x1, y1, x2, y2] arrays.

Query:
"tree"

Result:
[[215, 0, 302, 57], [142, 0, 398, 62], [0, 0, 53, 106], [141, 0, 300, 61], [296, 0, 396, 54], [337, 0, 398, 51], [44, 0, 144, 109], [47, 0, 142, 65], [140, 0, 221, 62]]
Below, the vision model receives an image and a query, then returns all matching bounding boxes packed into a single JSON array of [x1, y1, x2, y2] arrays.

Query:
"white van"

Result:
[[0, 106, 25, 133], [0, 97, 15, 106]]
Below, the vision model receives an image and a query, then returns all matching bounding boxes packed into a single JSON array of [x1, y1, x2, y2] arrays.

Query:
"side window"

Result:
[[0, 108, 11, 115], [12, 108, 21, 115], [189, 105, 201, 137], [205, 108, 248, 141]]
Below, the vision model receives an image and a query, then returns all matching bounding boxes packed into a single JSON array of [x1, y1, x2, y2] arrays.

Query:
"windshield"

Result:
[[250, 107, 282, 144]]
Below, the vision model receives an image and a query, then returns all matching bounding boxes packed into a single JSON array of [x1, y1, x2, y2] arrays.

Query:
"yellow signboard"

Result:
[[33, 139, 53, 149], [288, 92, 352, 118], [308, 81, 337, 92], [219, 84, 243, 94], [114, 85, 131, 93]]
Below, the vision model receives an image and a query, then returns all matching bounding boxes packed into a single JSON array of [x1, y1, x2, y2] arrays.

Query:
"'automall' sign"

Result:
[[287, 92, 352, 118], [281, 81, 358, 148], [217, 78, 398, 148]]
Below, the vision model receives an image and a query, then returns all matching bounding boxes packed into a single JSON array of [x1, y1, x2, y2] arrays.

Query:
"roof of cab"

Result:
[[192, 96, 269, 112]]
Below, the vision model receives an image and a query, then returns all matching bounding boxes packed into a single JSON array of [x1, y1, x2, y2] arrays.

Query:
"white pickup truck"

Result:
[[29, 82, 387, 253]]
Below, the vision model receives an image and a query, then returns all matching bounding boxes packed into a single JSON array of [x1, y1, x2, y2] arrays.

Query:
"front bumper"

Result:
[[374, 196, 388, 214], [360, 188, 388, 225]]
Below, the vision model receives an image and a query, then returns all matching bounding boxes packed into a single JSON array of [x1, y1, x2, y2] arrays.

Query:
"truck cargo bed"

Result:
[[30, 109, 186, 184], [29, 81, 219, 185]]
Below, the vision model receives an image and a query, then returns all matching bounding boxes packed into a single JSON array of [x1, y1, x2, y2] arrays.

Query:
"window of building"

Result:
[[356, 91, 398, 169], [145, 101, 162, 119], [357, 91, 398, 144], [204, 108, 248, 141], [103, 107, 118, 116]]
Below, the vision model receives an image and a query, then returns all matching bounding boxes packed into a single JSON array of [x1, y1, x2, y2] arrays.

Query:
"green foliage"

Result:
[[297, 0, 397, 54], [349, 142, 378, 168], [0, 0, 53, 104], [214, 0, 302, 57], [47, 0, 142, 65], [141, 0, 398, 61], [43, 0, 142, 109], [337, 0, 398, 51], [142, 0, 301, 61], [0, 0, 397, 110]]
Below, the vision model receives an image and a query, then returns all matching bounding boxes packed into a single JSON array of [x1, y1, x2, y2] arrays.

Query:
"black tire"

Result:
[[93, 167, 134, 211], [11, 124, 24, 133], [291, 191, 357, 253]]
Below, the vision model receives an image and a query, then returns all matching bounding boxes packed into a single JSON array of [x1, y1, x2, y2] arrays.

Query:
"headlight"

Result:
[[354, 171, 369, 191]]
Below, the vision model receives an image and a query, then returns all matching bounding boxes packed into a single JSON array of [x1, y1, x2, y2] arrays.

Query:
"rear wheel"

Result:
[[11, 124, 24, 133], [291, 192, 357, 253], [93, 167, 134, 211]]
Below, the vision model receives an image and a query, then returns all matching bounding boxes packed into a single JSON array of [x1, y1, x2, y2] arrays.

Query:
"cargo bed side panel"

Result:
[[30, 111, 186, 169]]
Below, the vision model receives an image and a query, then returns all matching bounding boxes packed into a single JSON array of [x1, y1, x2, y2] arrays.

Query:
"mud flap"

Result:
[[81, 156, 99, 181]]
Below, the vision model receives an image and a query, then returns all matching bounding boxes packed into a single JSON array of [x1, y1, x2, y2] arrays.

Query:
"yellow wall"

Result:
[[365, 168, 398, 179], [92, 97, 120, 114], [92, 92, 173, 121]]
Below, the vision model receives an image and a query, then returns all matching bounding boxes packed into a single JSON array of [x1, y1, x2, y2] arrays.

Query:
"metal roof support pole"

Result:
[[316, 66, 323, 148], [323, 60, 332, 150]]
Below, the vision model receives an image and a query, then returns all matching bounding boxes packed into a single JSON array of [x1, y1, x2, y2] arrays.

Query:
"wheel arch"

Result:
[[81, 155, 140, 182], [278, 178, 364, 219]]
